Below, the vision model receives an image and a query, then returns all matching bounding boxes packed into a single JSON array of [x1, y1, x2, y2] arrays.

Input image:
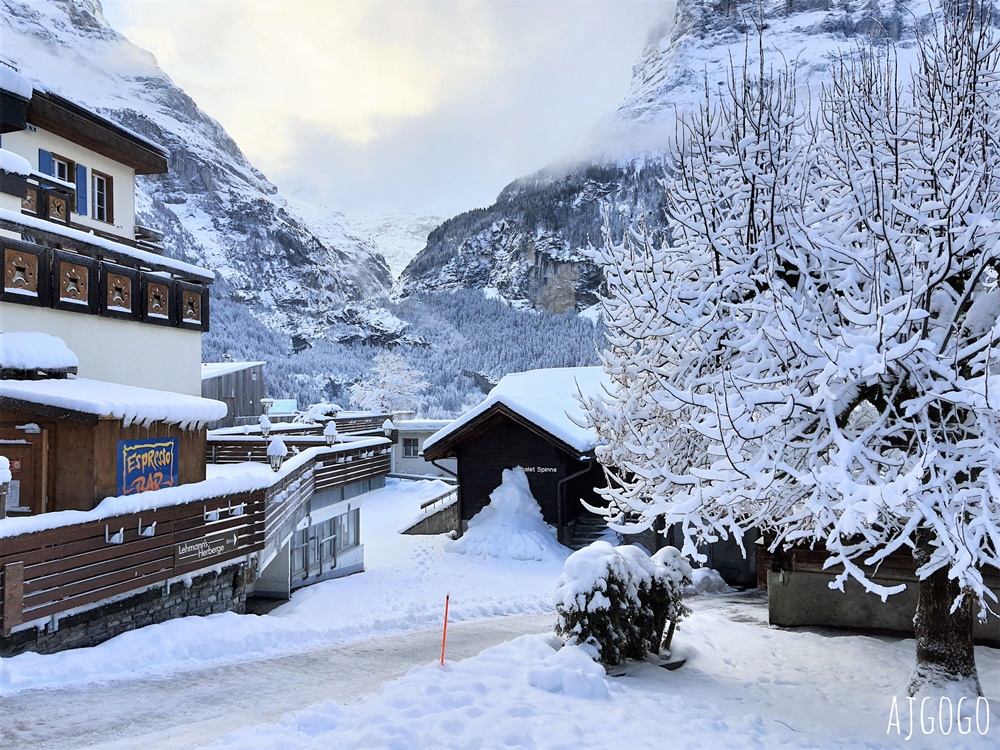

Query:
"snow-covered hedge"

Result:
[[554, 542, 691, 667]]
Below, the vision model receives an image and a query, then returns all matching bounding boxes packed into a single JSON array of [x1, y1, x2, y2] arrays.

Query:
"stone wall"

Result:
[[403, 501, 459, 536], [0, 563, 249, 657]]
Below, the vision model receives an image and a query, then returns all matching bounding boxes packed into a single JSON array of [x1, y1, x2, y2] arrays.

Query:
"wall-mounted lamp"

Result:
[[268, 436, 288, 472]]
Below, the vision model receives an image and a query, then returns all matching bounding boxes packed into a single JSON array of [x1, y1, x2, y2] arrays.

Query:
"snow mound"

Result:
[[0, 331, 78, 371], [526, 641, 610, 699], [446, 467, 569, 561], [685, 568, 734, 596]]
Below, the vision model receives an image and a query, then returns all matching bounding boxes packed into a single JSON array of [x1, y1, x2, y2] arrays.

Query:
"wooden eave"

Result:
[[27, 92, 168, 175], [421, 402, 593, 463], [0, 395, 100, 424]]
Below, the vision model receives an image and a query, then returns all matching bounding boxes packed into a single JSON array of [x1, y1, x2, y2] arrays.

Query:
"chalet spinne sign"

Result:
[[117, 438, 178, 495]]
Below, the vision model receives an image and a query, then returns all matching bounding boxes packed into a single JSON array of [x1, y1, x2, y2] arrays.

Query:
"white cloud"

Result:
[[101, 0, 670, 216]]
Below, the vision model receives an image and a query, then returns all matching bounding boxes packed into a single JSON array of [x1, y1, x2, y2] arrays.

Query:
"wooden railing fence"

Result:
[[0, 490, 264, 635]]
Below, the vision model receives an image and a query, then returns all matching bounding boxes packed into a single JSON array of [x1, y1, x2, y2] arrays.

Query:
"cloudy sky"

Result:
[[100, 0, 670, 219]]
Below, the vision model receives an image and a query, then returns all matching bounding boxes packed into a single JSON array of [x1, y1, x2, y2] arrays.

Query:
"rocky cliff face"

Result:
[[1, 0, 391, 340], [397, 0, 927, 312], [396, 160, 667, 313]]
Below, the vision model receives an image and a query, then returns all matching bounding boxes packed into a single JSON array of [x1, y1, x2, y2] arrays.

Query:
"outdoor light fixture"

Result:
[[259, 413, 272, 439], [267, 436, 288, 472], [0, 481, 7, 520], [324, 421, 338, 446], [382, 418, 395, 437]]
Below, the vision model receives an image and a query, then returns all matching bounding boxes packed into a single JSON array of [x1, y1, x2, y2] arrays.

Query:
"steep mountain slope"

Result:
[[396, 0, 927, 312], [0, 0, 391, 340]]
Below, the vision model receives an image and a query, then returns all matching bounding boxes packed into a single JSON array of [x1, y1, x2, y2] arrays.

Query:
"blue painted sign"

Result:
[[118, 438, 178, 496]]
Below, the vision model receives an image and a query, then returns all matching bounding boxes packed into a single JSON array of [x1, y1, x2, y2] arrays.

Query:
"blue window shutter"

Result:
[[76, 164, 88, 215], [38, 149, 52, 176]]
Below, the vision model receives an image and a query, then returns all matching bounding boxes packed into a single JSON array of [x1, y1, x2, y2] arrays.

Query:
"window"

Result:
[[51, 155, 71, 182], [92, 170, 113, 223], [403, 438, 419, 458]]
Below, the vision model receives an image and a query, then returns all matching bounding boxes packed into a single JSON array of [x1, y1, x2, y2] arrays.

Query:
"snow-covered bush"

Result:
[[554, 542, 690, 666], [446, 467, 567, 561]]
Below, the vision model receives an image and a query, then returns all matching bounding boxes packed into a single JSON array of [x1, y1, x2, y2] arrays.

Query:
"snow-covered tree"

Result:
[[586, 3, 1000, 696], [349, 351, 429, 413]]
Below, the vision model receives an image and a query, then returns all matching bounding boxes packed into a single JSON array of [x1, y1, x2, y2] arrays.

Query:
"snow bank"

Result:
[[0, 148, 31, 176], [0, 332, 78, 370], [0, 479, 565, 696], [685, 567, 735, 596], [446, 467, 569, 561]]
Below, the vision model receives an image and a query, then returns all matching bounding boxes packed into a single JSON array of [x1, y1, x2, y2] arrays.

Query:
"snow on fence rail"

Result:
[[261, 443, 392, 560], [419, 487, 458, 512], [0, 489, 265, 635]]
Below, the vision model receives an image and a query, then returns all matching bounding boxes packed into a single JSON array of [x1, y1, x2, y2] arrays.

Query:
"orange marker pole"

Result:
[[440, 593, 450, 666]]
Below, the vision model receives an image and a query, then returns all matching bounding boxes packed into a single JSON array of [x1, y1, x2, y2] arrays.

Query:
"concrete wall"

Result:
[[3, 125, 136, 240], [0, 563, 249, 657], [0, 304, 202, 395], [768, 570, 1000, 646]]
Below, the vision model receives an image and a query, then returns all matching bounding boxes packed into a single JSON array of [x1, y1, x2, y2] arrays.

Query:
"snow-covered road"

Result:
[[0, 613, 554, 750]]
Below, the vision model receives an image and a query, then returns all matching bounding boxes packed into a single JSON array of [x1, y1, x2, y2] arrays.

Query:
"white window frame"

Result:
[[51, 155, 70, 182], [403, 437, 420, 458], [92, 172, 110, 223]]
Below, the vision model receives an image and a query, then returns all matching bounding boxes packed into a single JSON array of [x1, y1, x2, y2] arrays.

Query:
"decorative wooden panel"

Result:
[[181, 289, 200, 323], [21, 185, 38, 214], [47, 192, 70, 224], [177, 282, 209, 332], [106, 272, 131, 309], [140, 273, 175, 326], [52, 251, 96, 314], [1, 243, 48, 306], [4, 247, 38, 295], [98, 262, 139, 320]]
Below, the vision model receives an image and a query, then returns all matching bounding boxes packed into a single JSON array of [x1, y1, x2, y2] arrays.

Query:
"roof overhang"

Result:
[[0, 90, 29, 133], [422, 402, 593, 463], [0, 395, 99, 424], [27, 91, 168, 175]]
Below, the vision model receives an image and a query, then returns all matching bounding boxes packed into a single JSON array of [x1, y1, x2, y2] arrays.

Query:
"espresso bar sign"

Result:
[[175, 532, 239, 566], [118, 438, 178, 496]]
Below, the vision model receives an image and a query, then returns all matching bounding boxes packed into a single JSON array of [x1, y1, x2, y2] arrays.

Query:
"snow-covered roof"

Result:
[[0, 64, 32, 100], [0, 208, 213, 282], [0, 332, 78, 371], [0, 377, 227, 428], [201, 361, 265, 380], [397, 419, 453, 432], [424, 367, 612, 456], [0, 148, 31, 176]]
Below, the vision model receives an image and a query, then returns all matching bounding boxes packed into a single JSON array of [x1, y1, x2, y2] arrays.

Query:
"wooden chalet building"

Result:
[[201, 360, 266, 428], [422, 367, 609, 547], [0, 64, 395, 655]]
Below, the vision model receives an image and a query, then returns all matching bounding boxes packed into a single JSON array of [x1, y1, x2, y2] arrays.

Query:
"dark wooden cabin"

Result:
[[422, 368, 610, 547]]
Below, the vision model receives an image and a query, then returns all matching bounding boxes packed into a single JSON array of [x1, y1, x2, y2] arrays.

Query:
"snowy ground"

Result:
[[2, 478, 1000, 749]]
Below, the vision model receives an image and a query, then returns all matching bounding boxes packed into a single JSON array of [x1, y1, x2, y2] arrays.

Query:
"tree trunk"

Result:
[[908, 530, 981, 696]]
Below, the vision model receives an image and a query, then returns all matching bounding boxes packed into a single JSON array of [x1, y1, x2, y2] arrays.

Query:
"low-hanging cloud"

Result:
[[103, 0, 671, 217]]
